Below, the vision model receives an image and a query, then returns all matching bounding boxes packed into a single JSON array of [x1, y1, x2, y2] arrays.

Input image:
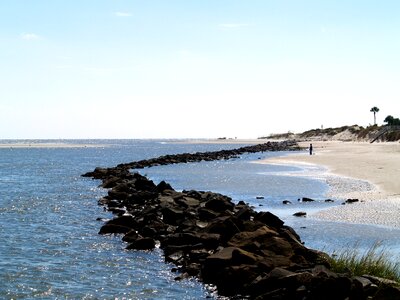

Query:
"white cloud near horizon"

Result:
[[20, 33, 41, 40], [114, 11, 132, 17]]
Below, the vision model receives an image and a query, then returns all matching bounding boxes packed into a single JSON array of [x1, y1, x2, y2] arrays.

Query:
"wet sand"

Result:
[[259, 141, 400, 228]]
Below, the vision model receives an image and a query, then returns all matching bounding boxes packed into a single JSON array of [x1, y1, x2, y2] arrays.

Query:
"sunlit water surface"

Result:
[[1, 140, 399, 299]]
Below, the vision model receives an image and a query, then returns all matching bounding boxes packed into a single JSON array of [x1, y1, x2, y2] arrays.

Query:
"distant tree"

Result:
[[384, 115, 394, 125], [384, 115, 400, 126], [370, 106, 379, 125]]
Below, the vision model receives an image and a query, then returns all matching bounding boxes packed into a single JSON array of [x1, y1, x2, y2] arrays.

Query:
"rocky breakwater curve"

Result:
[[82, 142, 400, 299]]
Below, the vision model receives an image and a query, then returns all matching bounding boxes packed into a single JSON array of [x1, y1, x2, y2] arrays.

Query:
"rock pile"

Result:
[[83, 143, 400, 299]]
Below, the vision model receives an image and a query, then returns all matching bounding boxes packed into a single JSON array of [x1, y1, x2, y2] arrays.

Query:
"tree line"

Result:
[[384, 115, 400, 126], [370, 107, 400, 126]]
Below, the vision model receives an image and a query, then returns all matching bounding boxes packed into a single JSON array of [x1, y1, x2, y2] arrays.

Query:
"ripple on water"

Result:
[[1, 141, 399, 299]]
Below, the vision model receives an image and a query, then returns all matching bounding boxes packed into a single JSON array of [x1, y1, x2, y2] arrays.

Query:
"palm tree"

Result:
[[370, 106, 379, 125]]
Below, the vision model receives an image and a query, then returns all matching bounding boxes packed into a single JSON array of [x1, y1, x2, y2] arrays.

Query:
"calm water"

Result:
[[1, 140, 399, 299]]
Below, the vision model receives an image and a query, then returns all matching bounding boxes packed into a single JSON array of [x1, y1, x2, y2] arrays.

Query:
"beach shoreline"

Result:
[[258, 141, 400, 228]]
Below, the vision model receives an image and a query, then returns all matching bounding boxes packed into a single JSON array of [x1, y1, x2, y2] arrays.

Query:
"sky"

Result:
[[1, 0, 399, 139]]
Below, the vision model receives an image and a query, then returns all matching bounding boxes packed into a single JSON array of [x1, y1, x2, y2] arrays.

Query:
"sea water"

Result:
[[1, 140, 399, 299]]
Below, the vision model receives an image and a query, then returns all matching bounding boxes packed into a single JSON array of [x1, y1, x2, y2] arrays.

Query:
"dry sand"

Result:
[[260, 141, 400, 228]]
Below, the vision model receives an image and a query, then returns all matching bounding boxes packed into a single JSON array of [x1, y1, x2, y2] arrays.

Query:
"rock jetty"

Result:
[[83, 141, 299, 180], [83, 142, 400, 299]]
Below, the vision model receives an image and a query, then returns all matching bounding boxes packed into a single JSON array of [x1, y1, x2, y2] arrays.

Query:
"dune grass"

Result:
[[328, 242, 400, 283]]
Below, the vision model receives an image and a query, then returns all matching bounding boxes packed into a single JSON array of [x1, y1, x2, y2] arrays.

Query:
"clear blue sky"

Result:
[[1, 0, 399, 138]]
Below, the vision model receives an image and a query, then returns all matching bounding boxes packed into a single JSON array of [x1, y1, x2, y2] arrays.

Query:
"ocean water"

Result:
[[1, 140, 399, 299]]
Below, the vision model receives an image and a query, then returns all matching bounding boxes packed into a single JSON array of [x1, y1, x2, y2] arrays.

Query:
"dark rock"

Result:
[[161, 233, 202, 248], [362, 274, 399, 287], [134, 176, 157, 191], [105, 215, 137, 228], [293, 211, 307, 217], [175, 196, 200, 208], [247, 268, 297, 298], [101, 176, 123, 188], [301, 197, 315, 202], [140, 225, 158, 237], [269, 267, 297, 279], [279, 226, 303, 247], [161, 206, 185, 225], [126, 237, 156, 250], [202, 247, 263, 289], [258, 255, 293, 272], [107, 207, 126, 215], [203, 247, 237, 272], [107, 190, 130, 200], [309, 273, 353, 300], [205, 216, 243, 242], [99, 224, 132, 234], [204, 196, 234, 212], [214, 264, 260, 296], [122, 230, 140, 243], [101, 199, 122, 208], [373, 285, 400, 300], [345, 198, 359, 204], [234, 206, 253, 221], [184, 262, 202, 276], [352, 276, 373, 289], [262, 236, 295, 257], [127, 191, 158, 204], [155, 180, 173, 193], [227, 226, 278, 249], [254, 211, 284, 229], [312, 264, 338, 278]]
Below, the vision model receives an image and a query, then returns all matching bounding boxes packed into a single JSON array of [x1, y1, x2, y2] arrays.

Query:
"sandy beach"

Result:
[[259, 141, 400, 228]]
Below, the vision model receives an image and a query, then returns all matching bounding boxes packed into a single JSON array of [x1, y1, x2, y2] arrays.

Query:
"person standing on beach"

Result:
[[309, 143, 313, 155]]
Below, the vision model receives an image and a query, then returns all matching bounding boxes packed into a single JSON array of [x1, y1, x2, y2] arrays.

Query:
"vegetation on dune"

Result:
[[262, 121, 400, 142], [329, 243, 400, 283], [299, 125, 363, 138], [261, 106, 400, 141], [356, 124, 380, 139]]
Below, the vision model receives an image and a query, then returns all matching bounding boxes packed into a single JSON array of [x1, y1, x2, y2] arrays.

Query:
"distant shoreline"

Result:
[[178, 138, 275, 144], [0, 142, 108, 148]]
